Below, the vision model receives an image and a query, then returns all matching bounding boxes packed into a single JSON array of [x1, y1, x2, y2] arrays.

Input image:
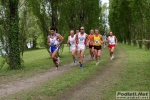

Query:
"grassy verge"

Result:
[[99, 43, 150, 100], [0, 45, 90, 83], [3, 46, 110, 100]]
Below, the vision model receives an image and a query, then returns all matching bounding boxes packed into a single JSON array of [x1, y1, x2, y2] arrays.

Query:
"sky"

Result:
[[101, 0, 109, 5]]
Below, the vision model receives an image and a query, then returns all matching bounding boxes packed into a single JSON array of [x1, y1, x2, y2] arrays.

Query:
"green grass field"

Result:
[[0, 45, 87, 83], [100, 44, 150, 100], [2, 45, 110, 100], [0, 43, 150, 100]]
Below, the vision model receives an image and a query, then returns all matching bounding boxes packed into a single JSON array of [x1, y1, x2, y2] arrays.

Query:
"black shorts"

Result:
[[94, 46, 102, 50], [89, 45, 94, 48]]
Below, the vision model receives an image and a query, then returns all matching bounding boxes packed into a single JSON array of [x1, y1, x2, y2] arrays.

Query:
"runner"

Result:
[[88, 29, 95, 60], [47, 28, 64, 70], [76, 29, 79, 34], [76, 26, 88, 69], [67, 30, 77, 66], [54, 28, 60, 64], [93, 29, 104, 65], [103, 33, 107, 48], [107, 31, 117, 60]]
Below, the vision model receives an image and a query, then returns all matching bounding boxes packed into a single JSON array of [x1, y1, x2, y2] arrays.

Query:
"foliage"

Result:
[[0, 0, 106, 69], [109, 0, 150, 49]]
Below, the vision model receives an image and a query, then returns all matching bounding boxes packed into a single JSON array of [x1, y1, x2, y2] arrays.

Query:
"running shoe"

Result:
[[96, 62, 99, 65], [104, 45, 106, 48], [74, 59, 77, 66], [112, 55, 114, 59], [110, 55, 114, 60], [80, 64, 83, 69]]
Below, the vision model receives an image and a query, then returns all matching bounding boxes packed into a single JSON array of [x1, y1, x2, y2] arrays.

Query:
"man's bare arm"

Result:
[[47, 36, 50, 46], [58, 34, 64, 45]]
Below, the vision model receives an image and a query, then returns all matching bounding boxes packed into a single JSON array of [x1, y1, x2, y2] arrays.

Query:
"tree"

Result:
[[8, 0, 21, 69]]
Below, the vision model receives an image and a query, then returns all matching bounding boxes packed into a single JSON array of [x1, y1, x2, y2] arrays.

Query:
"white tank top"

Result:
[[49, 33, 59, 46], [78, 33, 86, 45], [108, 36, 115, 44], [69, 35, 76, 47]]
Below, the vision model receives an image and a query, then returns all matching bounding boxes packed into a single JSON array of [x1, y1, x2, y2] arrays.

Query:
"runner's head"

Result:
[[90, 29, 94, 35], [50, 27, 56, 35], [70, 30, 74, 36], [55, 28, 58, 33], [95, 29, 99, 35], [80, 26, 85, 34], [76, 29, 79, 34], [110, 31, 113, 36]]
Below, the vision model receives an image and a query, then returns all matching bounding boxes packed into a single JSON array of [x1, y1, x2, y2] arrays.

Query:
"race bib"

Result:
[[51, 39, 55, 45], [79, 38, 84, 41], [95, 40, 100, 44], [70, 40, 74, 44]]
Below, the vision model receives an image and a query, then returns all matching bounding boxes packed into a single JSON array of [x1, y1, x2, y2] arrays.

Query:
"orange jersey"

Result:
[[89, 34, 94, 46]]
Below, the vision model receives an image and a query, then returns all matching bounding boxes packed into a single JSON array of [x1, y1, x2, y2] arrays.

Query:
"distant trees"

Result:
[[109, 0, 150, 49], [0, 0, 106, 69]]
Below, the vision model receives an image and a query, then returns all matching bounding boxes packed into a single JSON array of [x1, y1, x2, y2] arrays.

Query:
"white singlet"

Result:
[[49, 33, 59, 46], [108, 36, 115, 44], [69, 35, 76, 52], [77, 32, 86, 50], [49, 33, 60, 53]]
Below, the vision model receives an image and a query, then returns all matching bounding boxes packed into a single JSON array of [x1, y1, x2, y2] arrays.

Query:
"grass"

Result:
[[2, 46, 110, 100], [1, 43, 150, 100], [99, 43, 150, 100], [0, 45, 85, 83]]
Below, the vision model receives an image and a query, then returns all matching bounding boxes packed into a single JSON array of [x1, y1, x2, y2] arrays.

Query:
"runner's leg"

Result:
[[97, 49, 101, 60], [92, 47, 95, 58], [72, 49, 76, 61], [51, 50, 59, 70], [94, 49, 98, 62], [111, 46, 115, 59], [77, 49, 81, 63], [89, 48, 93, 59], [80, 49, 85, 64]]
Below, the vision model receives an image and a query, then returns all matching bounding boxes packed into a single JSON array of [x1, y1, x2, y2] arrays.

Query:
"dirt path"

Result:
[[0, 55, 92, 99], [54, 46, 127, 100], [0, 46, 126, 100]]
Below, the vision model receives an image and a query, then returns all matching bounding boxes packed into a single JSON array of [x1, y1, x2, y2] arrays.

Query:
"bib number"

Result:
[[95, 40, 100, 44], [51, 40, 55, 45], [80, 38, 84, 41], [70, 40, 74, 44]]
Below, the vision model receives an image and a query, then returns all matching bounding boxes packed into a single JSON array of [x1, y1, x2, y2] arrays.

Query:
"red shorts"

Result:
[[108, 44, 116, 49]]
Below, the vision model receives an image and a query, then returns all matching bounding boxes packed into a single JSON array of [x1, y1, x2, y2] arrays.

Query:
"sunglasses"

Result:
[[80, 29, 84, 30]]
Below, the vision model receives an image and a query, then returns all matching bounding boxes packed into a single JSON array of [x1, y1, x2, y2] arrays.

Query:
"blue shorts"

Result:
[[49, 45, 60, 53]]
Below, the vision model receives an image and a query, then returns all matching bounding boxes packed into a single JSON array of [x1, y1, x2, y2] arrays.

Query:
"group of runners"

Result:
[[47, 27, 117, 70]]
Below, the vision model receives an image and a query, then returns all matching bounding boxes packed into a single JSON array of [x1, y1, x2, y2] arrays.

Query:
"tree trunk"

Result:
[[32, 39, 37, 49], [51, 0, 58, 28], [138, 41, 142, 49], [133, 39, 137, 46], [124, 38, 126, 44], [132, 29, 137, 46], [8, 0, 21, 69]]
